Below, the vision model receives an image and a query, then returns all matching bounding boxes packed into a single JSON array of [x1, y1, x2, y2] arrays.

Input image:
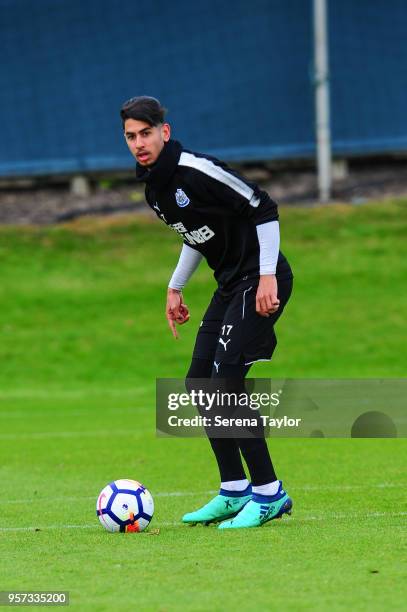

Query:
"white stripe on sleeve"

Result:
[[168, 244, 203, 290], [179, 152, 260, 207], [256, 220, 280, 275]]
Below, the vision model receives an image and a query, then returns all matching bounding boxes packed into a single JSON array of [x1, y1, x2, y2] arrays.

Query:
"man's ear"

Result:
[[162, 123, 171, 142]]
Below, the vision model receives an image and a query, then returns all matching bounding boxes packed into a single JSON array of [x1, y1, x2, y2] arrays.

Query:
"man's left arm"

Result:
[[255, 220, 280, 317]]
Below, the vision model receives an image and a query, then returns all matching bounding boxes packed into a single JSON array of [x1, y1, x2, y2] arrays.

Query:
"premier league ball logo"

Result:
[[175, 188, 190, 208]]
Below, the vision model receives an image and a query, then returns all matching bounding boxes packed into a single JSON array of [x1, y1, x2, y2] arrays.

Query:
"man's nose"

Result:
[[129, 136, 139, 149]]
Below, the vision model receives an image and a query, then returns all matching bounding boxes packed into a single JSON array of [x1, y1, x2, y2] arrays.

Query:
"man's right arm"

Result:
[[168, 243, 203, 290], [166, 244, 203, 338]]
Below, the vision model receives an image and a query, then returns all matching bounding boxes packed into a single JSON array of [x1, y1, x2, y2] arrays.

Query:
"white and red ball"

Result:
[[96, 479, 154, 532]]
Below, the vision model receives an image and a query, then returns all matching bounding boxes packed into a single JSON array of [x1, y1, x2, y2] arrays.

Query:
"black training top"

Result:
[[136, 139, 293, 291]]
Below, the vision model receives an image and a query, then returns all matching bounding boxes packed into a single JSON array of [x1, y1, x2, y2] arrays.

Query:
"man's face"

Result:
[[124, 118, 170, 166]]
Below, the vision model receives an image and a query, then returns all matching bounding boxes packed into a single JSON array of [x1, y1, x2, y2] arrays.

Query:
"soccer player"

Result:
[[121, 96, 294, 529]]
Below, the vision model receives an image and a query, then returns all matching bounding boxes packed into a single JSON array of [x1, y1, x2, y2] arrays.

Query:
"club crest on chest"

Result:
[[175, 188, 190, 208]]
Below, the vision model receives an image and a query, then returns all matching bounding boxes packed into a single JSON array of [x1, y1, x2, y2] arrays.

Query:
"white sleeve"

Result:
[[168, 244, 204, 290], [256, 220, 280, 275]]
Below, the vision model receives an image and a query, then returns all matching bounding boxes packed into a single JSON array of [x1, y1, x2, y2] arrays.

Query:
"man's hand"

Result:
[[166, 288, 190, 339], [256, 275, 280, 318]]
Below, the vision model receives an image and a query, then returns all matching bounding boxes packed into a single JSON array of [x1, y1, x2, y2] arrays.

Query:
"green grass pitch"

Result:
[[0, 199, 406, 610]]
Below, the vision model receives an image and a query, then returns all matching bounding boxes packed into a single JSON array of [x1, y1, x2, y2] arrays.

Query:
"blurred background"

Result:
[[1, 0, 407, 222]]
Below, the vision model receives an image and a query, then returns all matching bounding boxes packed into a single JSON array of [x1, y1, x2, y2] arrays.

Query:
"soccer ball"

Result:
[[96, 479, 154, 533]]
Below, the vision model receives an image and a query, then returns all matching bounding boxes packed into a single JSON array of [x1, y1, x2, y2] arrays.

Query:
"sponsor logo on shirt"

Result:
[[170, 221, 215, 245], [175, 188, 190, 208]]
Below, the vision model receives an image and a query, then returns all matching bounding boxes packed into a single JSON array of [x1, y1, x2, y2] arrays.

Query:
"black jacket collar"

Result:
[[135, 139, 182, 190]]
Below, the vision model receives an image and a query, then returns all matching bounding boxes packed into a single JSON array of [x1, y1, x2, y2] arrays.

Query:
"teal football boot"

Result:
[[182, 486, 252, 526], [218, 481, 292, 529]]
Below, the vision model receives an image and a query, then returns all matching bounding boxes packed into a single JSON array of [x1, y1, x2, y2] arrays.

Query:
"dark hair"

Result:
[[120, 96, 167, 128]]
